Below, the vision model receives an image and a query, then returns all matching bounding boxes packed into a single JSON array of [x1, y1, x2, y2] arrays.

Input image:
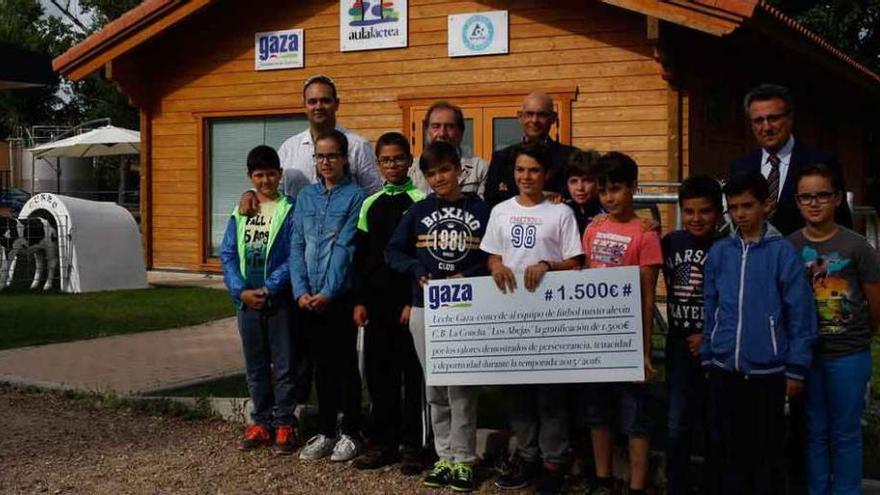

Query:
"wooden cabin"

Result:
[[54, 0, 880, 272]]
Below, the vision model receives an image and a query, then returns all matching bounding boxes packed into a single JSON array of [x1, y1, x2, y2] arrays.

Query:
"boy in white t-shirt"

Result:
[[481, 143, 583, 494]]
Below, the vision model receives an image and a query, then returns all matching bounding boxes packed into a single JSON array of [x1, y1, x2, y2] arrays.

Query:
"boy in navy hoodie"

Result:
[[662, 176, 722, 494], [386, 140, 491, 492], [701, 171, 817, 495], [219, 145, 297, 455]]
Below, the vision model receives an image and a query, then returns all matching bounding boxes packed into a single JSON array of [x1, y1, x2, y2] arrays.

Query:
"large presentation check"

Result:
[[423, 266, 645, 386]]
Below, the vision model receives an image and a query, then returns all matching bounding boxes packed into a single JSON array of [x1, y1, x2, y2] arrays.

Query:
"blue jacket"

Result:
[[700, 223, 817, 380], [219, 195, 295, 307], [290, 177, 365, 300]]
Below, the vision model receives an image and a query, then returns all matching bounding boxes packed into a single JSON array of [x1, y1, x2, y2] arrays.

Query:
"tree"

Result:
[[766, 0, 880, 72], [0, 0, 141, 138]]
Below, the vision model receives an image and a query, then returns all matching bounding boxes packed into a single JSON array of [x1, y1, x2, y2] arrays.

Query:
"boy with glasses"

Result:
[[352, 132, 427, 474]]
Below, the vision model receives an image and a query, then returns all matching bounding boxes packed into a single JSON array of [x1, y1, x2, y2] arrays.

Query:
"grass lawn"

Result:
[[156, 374, 249, 398], [0, 285, 234, 350]]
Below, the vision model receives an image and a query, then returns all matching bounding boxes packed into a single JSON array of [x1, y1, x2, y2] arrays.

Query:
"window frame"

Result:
[[398, 86, 577, 162], [197, 107, 305, 271]]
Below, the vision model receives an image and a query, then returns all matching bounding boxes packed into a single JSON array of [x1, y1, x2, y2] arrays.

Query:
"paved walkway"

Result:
[[147, 270, 227, 290], [0, 317, 243, 395]]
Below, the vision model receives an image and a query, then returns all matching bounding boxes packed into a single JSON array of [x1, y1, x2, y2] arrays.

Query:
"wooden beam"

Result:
[[600, 0, 741, 36], [66, 0, 212, 81], [647, 16, 660, 41], [139, 108, 153, 269]]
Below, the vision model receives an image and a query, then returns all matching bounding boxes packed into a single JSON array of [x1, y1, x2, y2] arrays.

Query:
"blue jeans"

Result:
[[805, 348, 871, 495], [665, 334, 709, 494], [237, 302, 297, 428]]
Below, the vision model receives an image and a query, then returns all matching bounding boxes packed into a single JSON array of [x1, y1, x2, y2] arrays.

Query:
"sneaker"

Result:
[[449, 462, 475, 492], [272, 425, 299, 456], [399, 448, 424, 476], [298, 434, 336, 460], [423, 460, 454, 488], [535, 463, 565, 495], [238, 424, 272, 451], [494, 458, 540, 490], [330, 434, 360, 462], [353, 446, 399, 470]]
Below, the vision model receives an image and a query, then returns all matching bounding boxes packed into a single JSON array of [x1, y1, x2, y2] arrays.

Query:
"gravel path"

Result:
[[0, 385, 529, 495]]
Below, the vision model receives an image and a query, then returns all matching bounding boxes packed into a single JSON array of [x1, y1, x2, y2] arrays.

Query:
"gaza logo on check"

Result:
[[428, 283, 473, 310]]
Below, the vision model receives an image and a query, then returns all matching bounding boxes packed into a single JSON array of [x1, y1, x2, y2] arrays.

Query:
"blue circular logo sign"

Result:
[[462, 15, 494, 52]]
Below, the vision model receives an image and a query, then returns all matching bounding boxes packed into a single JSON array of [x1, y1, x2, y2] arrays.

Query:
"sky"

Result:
[[40, 0, 94, 32]]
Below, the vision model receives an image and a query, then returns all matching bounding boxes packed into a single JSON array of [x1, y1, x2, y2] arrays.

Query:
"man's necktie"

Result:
[[767, 154, 781, 218]]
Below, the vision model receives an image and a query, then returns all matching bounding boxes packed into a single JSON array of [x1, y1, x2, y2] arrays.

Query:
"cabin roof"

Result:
[[53, 0, 880, 88]]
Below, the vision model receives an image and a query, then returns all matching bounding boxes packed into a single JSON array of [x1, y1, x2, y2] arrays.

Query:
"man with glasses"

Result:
[[484, 92, 577, 206], [730, 84, 852, 494], [730, 83, 851, 236], [409, 101, 489, 197]]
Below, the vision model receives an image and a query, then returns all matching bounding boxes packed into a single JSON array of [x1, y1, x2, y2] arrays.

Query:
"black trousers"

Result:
[[291, 306, 313, 406], [708, 368, 787, 495], [305, 300, 362, 438], [364, 301, 424, 450]]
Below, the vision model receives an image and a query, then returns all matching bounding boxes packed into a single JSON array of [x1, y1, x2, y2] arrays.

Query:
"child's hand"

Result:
[[418, 275, 431, 287], [353, 305, 369, 327], [310, 294, 330, 313], [399, 305, 412, 325], [686, 334, 703, 356], [298, 294, 313, 310], [238, 190, 259, 216], [524, 262, 549, 292], [241, 289, 266, 310], [491, 265, 517, 294], [786, 379, 804, 397]]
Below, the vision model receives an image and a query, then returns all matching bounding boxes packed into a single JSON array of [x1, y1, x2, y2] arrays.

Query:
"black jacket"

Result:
[[353, 180, 425, 308], [484, 139, 577, 207], [729, 140, 852, 236]]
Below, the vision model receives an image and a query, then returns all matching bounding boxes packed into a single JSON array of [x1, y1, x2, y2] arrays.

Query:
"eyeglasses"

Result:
[[750, 112, 790, 126], [519, 110, 555, 120], [314, 152, 344, 162], [795, 191, 836, 206], [377, 157, 409, 168]]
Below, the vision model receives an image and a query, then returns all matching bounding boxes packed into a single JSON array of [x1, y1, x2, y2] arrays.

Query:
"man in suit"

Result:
[[484, 92, 577, 207], [730, 83, 852, 235]]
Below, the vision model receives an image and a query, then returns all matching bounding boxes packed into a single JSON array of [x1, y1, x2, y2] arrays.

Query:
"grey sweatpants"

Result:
[[507, 384, 570, 466], [410, 307, 478, 464]]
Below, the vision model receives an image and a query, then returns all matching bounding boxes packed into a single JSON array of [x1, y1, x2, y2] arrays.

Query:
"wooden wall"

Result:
[[135, 0, 672, 271]]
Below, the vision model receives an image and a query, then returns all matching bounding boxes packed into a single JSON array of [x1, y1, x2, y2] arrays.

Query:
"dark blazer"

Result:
[[729, 140, 853, 236], [484, 139, 577, 207]]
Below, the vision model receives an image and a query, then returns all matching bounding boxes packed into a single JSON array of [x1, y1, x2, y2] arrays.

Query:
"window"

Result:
[[401, 89, 574, 161], [206, 115, 307, 257]]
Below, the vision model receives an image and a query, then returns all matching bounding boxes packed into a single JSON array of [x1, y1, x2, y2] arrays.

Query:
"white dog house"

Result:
[[19, 193, 147, 293]]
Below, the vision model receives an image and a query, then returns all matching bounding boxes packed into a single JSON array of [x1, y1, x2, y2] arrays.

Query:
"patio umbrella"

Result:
[[30, 125, 140, 158]]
